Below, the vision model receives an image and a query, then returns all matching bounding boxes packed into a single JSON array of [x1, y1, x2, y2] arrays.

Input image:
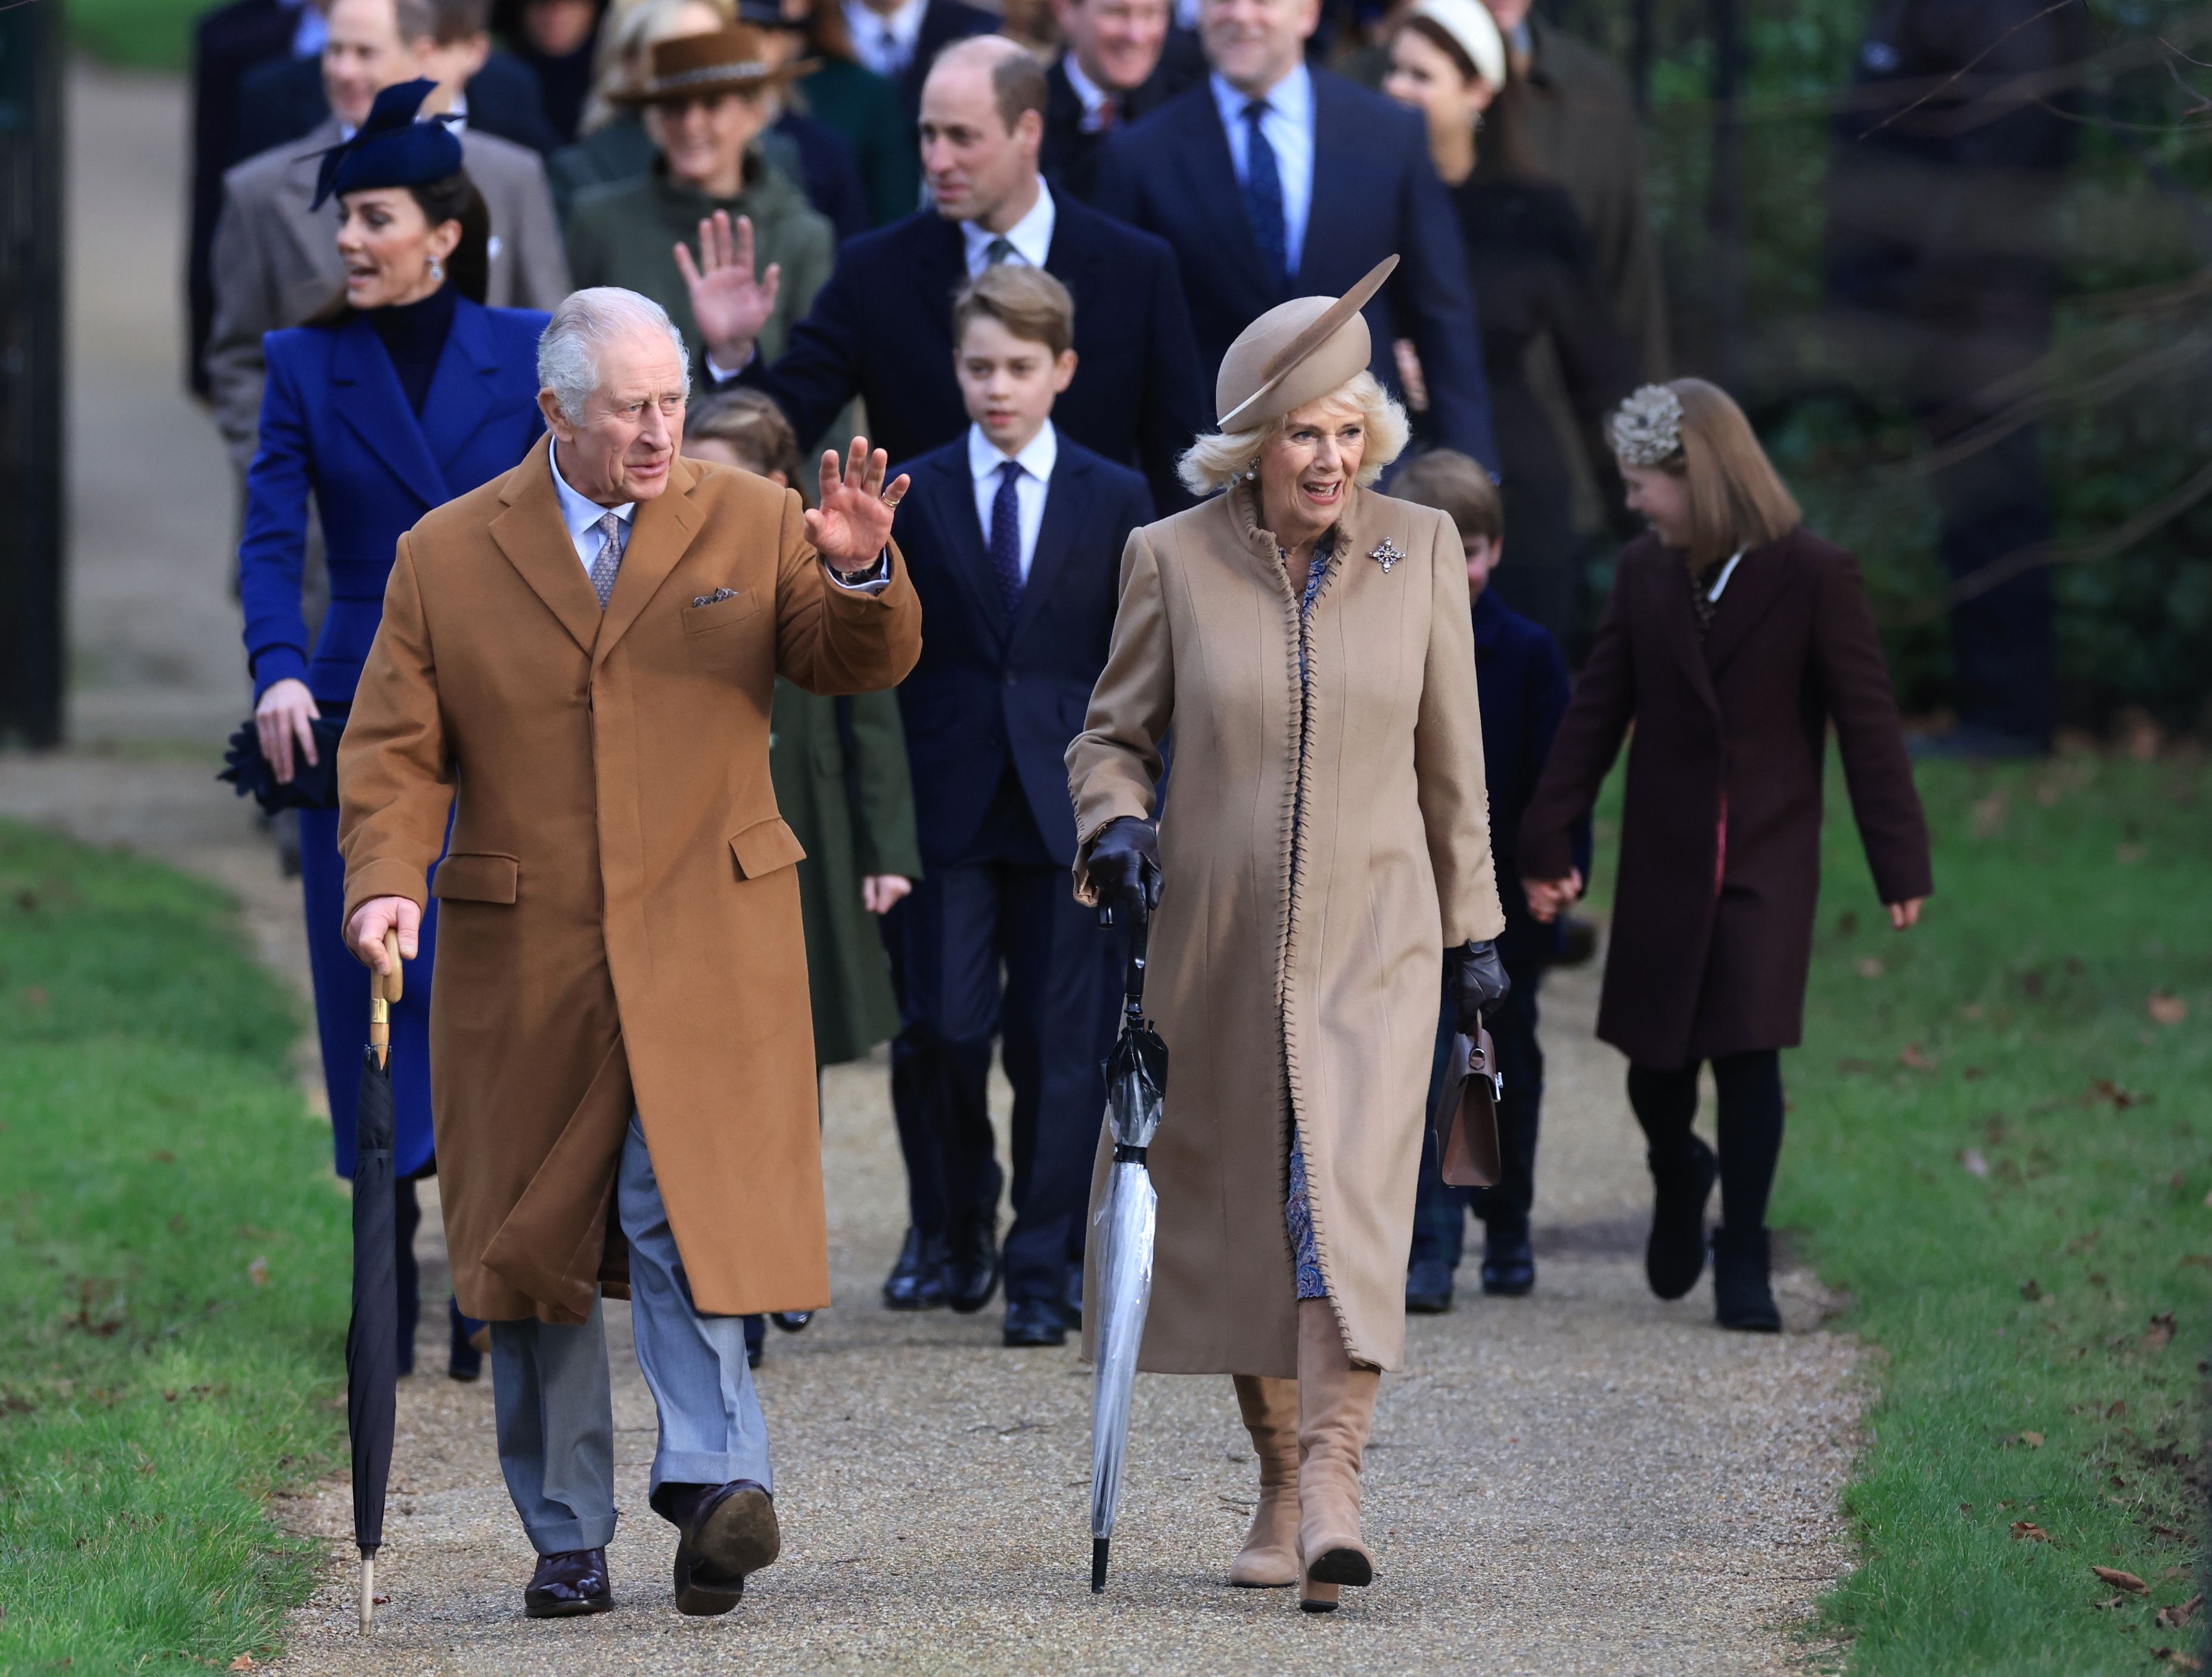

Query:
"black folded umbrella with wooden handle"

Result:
[[347, 930, 402, 1633]]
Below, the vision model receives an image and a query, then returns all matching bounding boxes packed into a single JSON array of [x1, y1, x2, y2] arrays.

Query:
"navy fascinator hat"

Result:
[[308, 79, 465, 210]]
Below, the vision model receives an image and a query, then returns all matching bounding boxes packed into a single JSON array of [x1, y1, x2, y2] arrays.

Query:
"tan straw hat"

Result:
[[613, 26, 813, 104], [1214, 256, 1399, 433]]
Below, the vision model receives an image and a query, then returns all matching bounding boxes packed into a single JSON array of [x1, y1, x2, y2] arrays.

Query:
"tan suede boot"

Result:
[[1294, 1298, 1380, 1613], [1228, 1375, 1301, 1587]]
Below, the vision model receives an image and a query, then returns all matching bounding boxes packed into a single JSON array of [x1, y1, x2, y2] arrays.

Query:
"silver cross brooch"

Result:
[[1370, 538, 1405, 574]]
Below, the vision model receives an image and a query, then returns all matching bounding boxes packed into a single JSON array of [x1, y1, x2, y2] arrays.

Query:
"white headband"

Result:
[[1408, 0, 1509, 92]]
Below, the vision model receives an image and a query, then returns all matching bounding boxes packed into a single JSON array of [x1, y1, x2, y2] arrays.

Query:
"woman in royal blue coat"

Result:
[[240, 80, 551, 1379]]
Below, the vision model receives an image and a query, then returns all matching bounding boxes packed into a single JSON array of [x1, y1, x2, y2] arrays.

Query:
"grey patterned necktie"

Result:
[[588, 510, 627, 610]]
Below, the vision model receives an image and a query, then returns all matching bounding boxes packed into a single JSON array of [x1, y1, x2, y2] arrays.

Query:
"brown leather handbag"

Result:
[[1429, 1028, 1503, 1188]]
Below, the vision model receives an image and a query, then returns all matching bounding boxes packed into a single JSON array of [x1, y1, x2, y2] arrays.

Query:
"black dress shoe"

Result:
[[1057, 1262, 1085, 1330], [448, 1297, 484, 1383], [1405, 1257, 1454, 1313], [882, 1226, 948, 1310], [943, 1215, 1002, 1315], [1480, 1225, 1535, 1297], [1002, 1297, 1067, 1347], [1646, 1136, 1718, 1300], [770, 1312, 812, 1332], [742, 1314, 765, 1368], [523, 1546, 613, 1618], [655, 1479, 779, 1617], [1712, 1226, 1782, 1332]]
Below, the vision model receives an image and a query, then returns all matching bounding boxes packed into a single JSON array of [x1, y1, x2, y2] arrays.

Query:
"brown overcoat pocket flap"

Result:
[[729, 817, 807, 878], [432, 852, 520, 903]]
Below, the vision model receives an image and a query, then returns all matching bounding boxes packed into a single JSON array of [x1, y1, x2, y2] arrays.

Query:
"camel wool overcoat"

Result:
[[338, 439, 921, 1325], [1067, 482, 1505, 1375]]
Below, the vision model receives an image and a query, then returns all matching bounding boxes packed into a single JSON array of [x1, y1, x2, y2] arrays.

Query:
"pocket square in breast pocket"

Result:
[[681, 588, 762, 635]]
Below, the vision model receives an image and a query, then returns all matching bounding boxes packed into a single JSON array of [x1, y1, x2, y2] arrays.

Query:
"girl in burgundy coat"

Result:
[[1518, 380, 1933, 1330]]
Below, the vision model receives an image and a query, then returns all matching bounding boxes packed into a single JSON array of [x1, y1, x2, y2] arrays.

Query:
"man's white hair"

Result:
[[536, 287, 692, 424]]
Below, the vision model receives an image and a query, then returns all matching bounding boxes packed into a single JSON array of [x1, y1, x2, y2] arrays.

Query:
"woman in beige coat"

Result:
[[1066, 259, 1509, 1612]]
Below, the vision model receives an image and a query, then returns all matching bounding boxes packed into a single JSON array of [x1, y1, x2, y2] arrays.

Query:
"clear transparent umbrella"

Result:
[[1089, 904, 1167, 1592]]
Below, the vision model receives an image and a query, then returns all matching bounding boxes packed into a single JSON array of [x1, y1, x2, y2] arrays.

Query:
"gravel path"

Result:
[[15, 61, 1864, 1675]]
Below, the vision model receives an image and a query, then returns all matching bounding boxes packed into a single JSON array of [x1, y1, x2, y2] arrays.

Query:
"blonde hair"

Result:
[[1625, 377, 1801, 567], [688, 388, 804, 496], [1178, 371, 1409, 498], [580, 0, 733, 134], [1390, 448, 1501, 542]]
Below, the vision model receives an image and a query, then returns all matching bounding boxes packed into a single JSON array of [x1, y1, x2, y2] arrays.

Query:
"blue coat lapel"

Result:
[[331, 314, 452, 512], [417, 297, 504, 483], [919, 448, 1011, 648], [1009, 448, 1089, 648], [1298, 77, 1360, 294], [1175, 95, 1278, 308]]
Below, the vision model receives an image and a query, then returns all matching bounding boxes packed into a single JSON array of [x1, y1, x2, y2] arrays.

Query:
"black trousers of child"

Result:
[[1625, 1049, 1786, 1232]]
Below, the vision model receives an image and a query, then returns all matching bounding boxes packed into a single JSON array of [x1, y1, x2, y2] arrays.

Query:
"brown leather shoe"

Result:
[[1294, 1300, 1379, 1611], [1228, 1374, 1300, 1587], [661, 1480, 779, 1616]]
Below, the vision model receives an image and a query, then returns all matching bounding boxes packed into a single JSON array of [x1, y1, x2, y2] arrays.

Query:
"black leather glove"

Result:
[[1451, 939, 1509, 1032], [1086, 817, 1161, 915]]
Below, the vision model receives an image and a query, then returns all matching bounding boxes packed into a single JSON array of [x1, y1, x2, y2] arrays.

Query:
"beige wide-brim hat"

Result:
[[1214, 256, 1399, 434]]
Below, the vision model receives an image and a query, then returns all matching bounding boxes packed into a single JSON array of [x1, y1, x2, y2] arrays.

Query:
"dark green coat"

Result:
[[564, 151, 833, 369], [795, 59, 915, 225], [769, 682, 921, 1066]]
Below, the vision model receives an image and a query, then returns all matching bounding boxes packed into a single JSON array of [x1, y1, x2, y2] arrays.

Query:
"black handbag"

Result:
[[218, 713, 348, 813], [1428, 1027, 1503, 1189]]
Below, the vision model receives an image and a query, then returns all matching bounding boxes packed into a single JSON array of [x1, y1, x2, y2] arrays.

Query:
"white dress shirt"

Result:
[[844, 0, 926, 78], [968, 420, 1057, 582], [551, 440, 889, 590], [1060, 53, 1117, 132], [959, 178, 1057, 278], [550, 440, 634, 574], [1210, 64, 1316, 281]]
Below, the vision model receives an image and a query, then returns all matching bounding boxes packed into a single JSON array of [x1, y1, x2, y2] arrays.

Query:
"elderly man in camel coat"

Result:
[[337, 287, 919, 1622]]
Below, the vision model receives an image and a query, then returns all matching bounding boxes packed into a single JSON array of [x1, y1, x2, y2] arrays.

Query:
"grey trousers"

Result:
[[490, 1114, 773, 1556]]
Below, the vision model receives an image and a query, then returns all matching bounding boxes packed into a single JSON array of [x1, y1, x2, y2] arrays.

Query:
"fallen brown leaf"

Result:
[[2093, 1594, 2124, 1610], [2156, 1595, 2204, 1631], [1900, 1042, 1940, 1072], [2021, 1278, 2045, 1302], [1855, 956, 1885, 979], [2108, 1400, 2129, 1418], [246, 1256, 269, 1289], [2148, 991, 2189, 1026], [229, 1659, 256, 1673], [2145, 1312, 2176, 1352], [2092, 1565, 2150, 1594], [2153, 1648, 2201, 1673], [2020, 1430, 2045, 1448], [2013, 1521, 2052, 1542]]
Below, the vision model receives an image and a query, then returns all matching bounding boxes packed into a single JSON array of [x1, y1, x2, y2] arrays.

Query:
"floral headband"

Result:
[[1608, 383, 1683, 467]]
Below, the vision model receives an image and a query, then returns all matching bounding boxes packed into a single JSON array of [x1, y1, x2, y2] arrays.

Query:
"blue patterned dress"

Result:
[[1284, 536, 1335, 1300]]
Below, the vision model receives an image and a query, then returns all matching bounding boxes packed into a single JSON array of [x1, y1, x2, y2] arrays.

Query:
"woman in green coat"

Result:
[[564, 26, 835, 369], [686, 387, 921, 1362]]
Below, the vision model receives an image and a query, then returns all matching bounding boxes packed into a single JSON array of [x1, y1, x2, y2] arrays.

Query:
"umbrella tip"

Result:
[[1091, 1536, 1109, 1593]]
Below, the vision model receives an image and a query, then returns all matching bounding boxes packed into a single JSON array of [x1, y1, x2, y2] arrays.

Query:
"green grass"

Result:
[[64, 0, 207, 74], [1762, 754, 2211, 1672], [0, 821, 349, 1672]]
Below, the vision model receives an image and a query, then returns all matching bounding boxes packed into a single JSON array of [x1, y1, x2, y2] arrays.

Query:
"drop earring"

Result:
[[429, 254, 446, 285]]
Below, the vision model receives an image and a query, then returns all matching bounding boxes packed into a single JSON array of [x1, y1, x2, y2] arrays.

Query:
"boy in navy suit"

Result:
[[887, 263, 1154, 1347], [1396, 451, 1589, 1309]]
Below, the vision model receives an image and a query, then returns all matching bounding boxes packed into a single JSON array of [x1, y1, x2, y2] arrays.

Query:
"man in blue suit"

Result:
[[1092, 0, 1497, 468], [679, 35, 1207, 515], [890, 262, 1152, 1348]]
